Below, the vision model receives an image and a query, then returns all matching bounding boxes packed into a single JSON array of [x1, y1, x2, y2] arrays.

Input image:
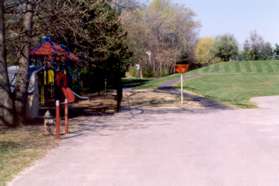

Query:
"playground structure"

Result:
[[30, 36, 85, 137], [8, 36, 120, 138], [8, 36, 86, 131], [30, 36, 80, 107]]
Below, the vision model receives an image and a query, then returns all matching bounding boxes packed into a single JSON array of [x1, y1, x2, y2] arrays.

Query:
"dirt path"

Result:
[[8, 95, 279, 186]]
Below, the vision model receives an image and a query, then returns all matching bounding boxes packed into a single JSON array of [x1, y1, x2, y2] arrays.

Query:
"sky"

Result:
[[171, 0, 279, 45]]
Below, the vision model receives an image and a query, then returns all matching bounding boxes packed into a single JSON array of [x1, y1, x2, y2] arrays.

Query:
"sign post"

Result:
[[175, 64, 189, 104], [180, 73, 183, 104]]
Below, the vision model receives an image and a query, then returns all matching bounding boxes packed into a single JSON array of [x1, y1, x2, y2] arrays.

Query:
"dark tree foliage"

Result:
[[274, 44, 279, 60], [35, 0, 131, 91], [1, 0, 132, 121], [242, 32, 273, 61], [213, 34, 239, 62]]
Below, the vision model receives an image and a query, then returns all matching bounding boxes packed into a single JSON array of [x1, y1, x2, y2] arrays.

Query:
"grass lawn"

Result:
[[0, 126, 55, 185], [138, 74, 179, 89], [184, 60, 279, 107], [122, 74, 179, 89], [131, 60, 279, 108]]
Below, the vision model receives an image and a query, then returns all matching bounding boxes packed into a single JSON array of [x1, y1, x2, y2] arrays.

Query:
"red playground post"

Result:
[[64, 99, 69, 134], [55, 100, 60, 140]]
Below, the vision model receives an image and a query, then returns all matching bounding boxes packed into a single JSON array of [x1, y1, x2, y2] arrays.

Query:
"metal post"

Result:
[[64, 99, 69, 134], [104, 78, 107, 96], [55, 100, 60, 140], [180, 73, 183, 104]]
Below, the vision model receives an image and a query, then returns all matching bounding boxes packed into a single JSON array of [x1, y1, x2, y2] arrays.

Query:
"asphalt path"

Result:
[[9, 96, 279, 186]]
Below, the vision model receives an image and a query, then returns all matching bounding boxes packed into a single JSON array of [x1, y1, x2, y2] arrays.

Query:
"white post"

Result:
[[180, 73, 183, 104]]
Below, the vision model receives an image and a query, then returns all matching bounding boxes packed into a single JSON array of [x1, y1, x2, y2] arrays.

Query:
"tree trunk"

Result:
[[0, 0, 15, 126], [116, 76, 123, 112], [15, 0, 33, 124]]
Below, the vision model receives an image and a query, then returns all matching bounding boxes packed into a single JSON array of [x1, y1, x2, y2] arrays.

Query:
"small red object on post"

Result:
[[55, 100, 60, 140], [64, 99, 69, 134], [175, 64, 189, 104], [175, 64, 189, 73]]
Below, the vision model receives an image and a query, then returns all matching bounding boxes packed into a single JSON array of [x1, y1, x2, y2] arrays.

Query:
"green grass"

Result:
[[132, 60, 279, 108], [184, 60, 279, 107], [122, 78, 152, 88], [129, 74, 179, 89], [0, 127, 55, 185]]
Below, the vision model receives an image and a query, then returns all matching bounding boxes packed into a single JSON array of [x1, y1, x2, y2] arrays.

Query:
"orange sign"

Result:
[[175, 64, 189, 73]]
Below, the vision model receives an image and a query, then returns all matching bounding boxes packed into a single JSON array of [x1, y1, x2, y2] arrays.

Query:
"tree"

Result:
[[0, 0, 132, 125], [194, 37, 218, 65], [35, 0, 131, 110], [273, 44, 279, 59], [0, 0, 15, 126], [14, 0, 34, 124], [121, 0, 200, 76], [1, 0, 131, 119], [243, 31, 273, 60], [213, 34, 238, 62], [242, 39, 251, 60], [261, 42, 273, 60]]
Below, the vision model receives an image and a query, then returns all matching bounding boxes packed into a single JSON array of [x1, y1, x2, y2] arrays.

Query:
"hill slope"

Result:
[[184, 60, 279, 107]]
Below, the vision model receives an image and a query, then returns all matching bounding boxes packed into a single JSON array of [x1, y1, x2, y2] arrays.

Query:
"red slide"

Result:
[[62, 87, 76, 103]]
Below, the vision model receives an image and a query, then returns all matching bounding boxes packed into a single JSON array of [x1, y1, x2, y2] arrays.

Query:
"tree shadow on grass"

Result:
[[122, 79, 151, 88]]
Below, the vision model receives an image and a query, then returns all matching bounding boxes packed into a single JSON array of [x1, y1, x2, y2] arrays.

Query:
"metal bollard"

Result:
[[55, 100, 60, 140], [64, 99, 69, 134]]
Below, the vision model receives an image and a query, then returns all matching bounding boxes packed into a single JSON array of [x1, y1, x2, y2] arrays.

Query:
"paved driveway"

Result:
[[9, 96, 279, 186]]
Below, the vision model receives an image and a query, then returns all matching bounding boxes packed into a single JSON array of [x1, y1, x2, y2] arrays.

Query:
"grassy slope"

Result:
[[134, 60, 279, 108], [184, 60, 279, 107], [135, 74, 179, 89]]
